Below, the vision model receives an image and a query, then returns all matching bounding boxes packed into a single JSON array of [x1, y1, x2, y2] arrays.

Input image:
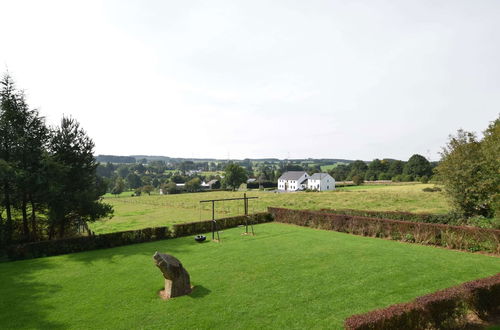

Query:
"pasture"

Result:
[[92, 184, 448, 234], [1, 222, 498, 329]]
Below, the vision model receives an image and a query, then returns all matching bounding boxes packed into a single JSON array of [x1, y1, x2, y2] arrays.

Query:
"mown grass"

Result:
[[0, 223, 498, 329], [91, 184, 448, 234]]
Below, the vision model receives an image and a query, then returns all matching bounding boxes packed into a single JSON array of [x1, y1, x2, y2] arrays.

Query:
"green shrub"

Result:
[[6, 226, 172, 260], [352, 175, 363, 185], [466, 216, 495, 229], [423, 186, 442, 192], [344, 273, 500, 330], [269, 208, 500, 254]]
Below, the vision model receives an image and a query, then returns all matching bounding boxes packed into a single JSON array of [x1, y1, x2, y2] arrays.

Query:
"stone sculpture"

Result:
[[153, 252, 192, 299]]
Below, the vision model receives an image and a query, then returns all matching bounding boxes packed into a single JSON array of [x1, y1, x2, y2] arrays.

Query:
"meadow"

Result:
[[1, 222, 499, 329], [92, 184, 448, 234]]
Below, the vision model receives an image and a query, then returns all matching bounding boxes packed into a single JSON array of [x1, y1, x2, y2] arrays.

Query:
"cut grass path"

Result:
[[1, 223, 498, 329], [92, 184, 448, 234]]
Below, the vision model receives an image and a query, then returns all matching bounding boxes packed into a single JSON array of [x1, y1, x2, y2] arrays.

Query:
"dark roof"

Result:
[[310, 173, 332, 180], [278, 171, 308, 181]]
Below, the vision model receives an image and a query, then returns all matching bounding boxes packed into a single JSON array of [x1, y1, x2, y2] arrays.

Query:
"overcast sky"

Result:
[[1, 0, 499, 161]]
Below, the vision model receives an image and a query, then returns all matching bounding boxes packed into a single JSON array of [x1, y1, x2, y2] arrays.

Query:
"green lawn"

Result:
[[1, 223, 498, 329], [91, 184, 448, 234]]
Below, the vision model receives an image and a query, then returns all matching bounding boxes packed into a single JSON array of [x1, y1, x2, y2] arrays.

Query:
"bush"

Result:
[[352, 175, 363, 185], [422, 186, 442, 192], [420, 175, 429, 184], [6, 226, 172, 260], [344, 273, 500, 330], [466, 216, 496, 229], [269, 208, 500, 254], [247, 181, 277, 189]]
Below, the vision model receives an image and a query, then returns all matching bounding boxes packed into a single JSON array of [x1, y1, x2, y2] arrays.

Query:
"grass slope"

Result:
[[92, 184, 448, 234], [1, 223, 498, 329]]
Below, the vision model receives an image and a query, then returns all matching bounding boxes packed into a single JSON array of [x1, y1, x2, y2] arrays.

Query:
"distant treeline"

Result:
[[96, 155, 137, 163], [329, 155, 436, 182]]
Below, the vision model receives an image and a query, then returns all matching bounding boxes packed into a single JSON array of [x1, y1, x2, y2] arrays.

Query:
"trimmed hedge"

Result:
[[345, 273, 500, 329], [6, 213, 274, 260], [319, 208, 459, 225], [6, 227, 172, 260], [172, 212, 273, 237], [247, 181, 277, 189], [269, 208, 500, 254]]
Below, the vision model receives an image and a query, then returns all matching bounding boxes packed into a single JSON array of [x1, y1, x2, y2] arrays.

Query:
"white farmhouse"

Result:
[[307, 173, 335, 191], [278, 171, 309, 191]]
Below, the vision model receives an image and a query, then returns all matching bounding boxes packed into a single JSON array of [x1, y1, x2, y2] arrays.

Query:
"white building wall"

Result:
[[307, 175, 335, 191], [278, 173, 309, 191]]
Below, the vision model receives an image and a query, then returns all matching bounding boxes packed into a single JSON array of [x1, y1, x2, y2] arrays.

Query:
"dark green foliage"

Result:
[[422, 187, 442, 193], [163, 182, 181, 194], [404, 154, 432, 178], [46, 117, 113, 238], [420, 175, 429, 184], [269, 208, 500, 253], [344, 273, 500, 330], [436, 118, 500, 218], [96, 155, 136, 163], [349, 160, 368, 178], [126, 173, 142, 189], [223, 163, 248, 191], [247, 181, 277, 189], [185, 177, 201, 192], [388, 160, 404, 177], [111, 177, 125, 196], [0, 74, 113, 245], [142, 185, 154, 195], [352, 175, 364, 185], [6, 226, 171, 260]]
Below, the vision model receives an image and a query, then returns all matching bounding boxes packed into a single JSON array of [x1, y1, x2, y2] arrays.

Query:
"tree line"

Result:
[[0, 74, 112, 246]]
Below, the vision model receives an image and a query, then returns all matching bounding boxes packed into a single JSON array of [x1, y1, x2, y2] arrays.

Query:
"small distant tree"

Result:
[[404, 154, 432, 178], [142, 185, 154, 195], [164, 182, 180, 194], [185, 178, 201, 192], [224, 163, 248, 191], [126, 173, 142, 189], [112, 178, 125, 196], [352, 175, 363, 186], [134, 187, 142, 196]]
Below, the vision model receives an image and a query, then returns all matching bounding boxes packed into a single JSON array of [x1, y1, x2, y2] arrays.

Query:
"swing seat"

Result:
[[194, 235, 206, 242]]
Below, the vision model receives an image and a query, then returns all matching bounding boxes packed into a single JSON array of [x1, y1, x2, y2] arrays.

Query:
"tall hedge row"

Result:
[[172, 213, 273, 237], [6, 227, 171, 260], [319, 208, 459, 225], [345, 273, 500, 329], [6, 213, 274, 261], [268, 208, 500, 254]]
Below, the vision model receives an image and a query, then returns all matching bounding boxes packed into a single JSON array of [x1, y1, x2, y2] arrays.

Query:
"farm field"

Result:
[[91, 184, 448, 234], [1, 223, 498, 329]]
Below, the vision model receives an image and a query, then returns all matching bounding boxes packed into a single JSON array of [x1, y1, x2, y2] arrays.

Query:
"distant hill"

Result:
[[96, 155, 136, 163], [96, 154, 360, 164]]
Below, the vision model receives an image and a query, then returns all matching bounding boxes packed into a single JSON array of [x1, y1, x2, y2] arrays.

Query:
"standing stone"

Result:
[[153, 252, 192, 299]]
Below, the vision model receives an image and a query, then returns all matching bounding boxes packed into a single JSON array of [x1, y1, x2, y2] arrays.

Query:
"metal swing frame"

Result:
[[199, 193, 258, 242]]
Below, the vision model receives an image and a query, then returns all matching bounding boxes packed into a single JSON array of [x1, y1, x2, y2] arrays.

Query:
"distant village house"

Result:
[[278, 171, 335, 192]]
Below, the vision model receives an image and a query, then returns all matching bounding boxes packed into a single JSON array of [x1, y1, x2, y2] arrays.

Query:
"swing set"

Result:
[[199, 193, 258, 242]]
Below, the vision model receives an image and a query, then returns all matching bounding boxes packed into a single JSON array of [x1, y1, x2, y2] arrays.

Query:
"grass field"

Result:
[[92, 184, 448, 234], [1, 223, 498, 329]]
